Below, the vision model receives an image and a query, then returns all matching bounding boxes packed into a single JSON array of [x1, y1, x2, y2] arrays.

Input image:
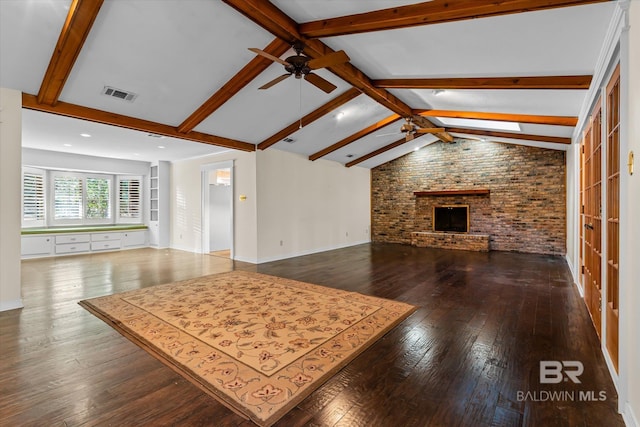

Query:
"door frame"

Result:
[[201, 160, 234, 258]]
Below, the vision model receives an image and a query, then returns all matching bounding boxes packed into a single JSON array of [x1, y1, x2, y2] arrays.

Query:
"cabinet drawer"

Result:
[[91, 233, 122, 242], [56, 242, 90, 254], [122, 231, 146, 247], [22, 235, 54, 256], [91, 240, 121, 251], [56, 234, 90, 244]]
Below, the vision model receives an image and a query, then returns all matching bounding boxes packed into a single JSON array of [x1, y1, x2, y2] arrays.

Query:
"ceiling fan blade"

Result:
[[248, 48, 289, 66], [304, 73, 337, 93], [415, 127, 445, 134], [258, 73, 291, 90], [307, 50, 350, 69]]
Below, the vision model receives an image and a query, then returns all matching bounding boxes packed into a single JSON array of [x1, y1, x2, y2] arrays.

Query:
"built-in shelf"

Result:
[[413, 189, 491, 197]]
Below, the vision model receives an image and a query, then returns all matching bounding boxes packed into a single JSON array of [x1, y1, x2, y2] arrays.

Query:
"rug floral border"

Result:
[[79, 271, 416, 427]]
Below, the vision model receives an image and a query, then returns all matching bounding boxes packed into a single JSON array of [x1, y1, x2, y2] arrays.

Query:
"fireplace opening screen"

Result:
[[433, 205, 469, 232]]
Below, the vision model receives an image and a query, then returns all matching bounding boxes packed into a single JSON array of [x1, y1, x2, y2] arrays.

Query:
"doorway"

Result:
[[201, 161, 233, 259]]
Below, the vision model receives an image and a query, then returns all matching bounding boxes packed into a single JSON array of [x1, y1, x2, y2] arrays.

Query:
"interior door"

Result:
[[582, 98, 602, 336], [605, 64, 620, 371]]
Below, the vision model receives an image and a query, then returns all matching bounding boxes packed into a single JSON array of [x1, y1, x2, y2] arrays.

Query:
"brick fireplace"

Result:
[[411, 189, 491, 252], [371, 139, 566, 255]]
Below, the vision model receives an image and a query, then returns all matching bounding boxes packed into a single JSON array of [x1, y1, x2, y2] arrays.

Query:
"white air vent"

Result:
[[102, 86, 137, 102]]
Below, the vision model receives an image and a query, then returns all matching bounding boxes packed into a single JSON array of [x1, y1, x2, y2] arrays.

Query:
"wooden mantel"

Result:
[[413, 189, 490, 197]]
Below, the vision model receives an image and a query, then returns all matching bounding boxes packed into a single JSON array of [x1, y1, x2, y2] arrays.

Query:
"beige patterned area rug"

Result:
[[79, 271, 416, 427]]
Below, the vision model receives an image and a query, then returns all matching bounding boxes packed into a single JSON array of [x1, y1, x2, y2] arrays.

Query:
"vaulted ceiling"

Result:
[[0, 0, 616, 167]]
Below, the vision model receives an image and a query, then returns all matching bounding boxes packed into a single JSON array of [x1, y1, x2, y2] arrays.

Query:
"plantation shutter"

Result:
[[22, 170, 45, 226], [53, 176, 83, 220], [118, 178, 141, 220]]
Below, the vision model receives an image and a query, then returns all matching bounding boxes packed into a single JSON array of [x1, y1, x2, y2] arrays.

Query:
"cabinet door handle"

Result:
[[584, 223, 594, 230]]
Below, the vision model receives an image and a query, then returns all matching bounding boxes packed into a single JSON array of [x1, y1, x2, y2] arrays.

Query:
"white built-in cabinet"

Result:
[[149, 161, 170, 248], [21, 229, 147, 259]]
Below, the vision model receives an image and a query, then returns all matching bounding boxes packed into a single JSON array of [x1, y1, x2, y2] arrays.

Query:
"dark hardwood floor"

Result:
[[0, 244, 624, 426]]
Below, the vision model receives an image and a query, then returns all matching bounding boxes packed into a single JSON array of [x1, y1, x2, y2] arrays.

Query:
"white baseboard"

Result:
[[0, 299, 23, 312], [565, 253, 584, 297], [256, 240, 370, 264], [624, 402, 639, 427]]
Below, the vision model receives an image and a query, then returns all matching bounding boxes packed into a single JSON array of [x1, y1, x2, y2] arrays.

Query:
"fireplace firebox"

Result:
[[433, 205, 469, 233]]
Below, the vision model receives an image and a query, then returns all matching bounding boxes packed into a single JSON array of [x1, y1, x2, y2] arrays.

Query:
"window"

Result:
[[86, 177, 111, 220], [53, 175, 83, 221], [22, 169, 143, 227], [22, 168, 46, 227], [118, 177, 142, 222], [50, 172, 113, 225]]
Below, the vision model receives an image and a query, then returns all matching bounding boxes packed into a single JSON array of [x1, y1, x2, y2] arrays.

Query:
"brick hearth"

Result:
[[411, 231, 490, 252]]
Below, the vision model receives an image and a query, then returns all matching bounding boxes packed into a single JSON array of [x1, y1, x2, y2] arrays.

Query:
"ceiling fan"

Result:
[[249, 41, 349, 94], [379, 117, 445, 141]]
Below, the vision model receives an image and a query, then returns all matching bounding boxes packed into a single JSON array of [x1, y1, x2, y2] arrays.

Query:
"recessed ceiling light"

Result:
[[63, 143, 72, 147], [80, 133, 91, 138], [414, 147, 420, 151], [133, 153, 140, 156], [157, 145, 165, 149], [432, 89, 445, 96], [336, 111, 346, 119]]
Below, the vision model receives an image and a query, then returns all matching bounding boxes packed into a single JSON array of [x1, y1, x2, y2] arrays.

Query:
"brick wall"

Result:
[[371, 139, 566, 255]]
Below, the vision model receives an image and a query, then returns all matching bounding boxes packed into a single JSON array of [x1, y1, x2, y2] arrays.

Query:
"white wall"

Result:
[[621, 2, 640, 425], [0, 88, 23, 311], [565, 142, 580, 287], [255, 149, 370, 263], [171, 150, 258, 262]]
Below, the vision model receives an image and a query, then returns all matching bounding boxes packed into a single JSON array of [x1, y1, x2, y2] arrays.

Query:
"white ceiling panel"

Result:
[[22, 109, 226, 163], [271, 0, 424, 22], [449, 132, 570, 151], [267, 96, 394, 156], [0, 0, 72, 94], [390, 89, 588, 116], [323, 3, 615, 79], [60, 0, 273, 126], [1, 1, 617, 169], [194, 57, 352, 143], [356, 136, 439, 169]]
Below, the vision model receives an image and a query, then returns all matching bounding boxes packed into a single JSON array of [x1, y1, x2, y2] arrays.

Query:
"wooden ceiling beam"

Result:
[[258, 87, 361, 150], [415, 109, 578, 126], [447, 127, 572, 144], [345, 135, 422, 168], [221, 0, 454, 143], [37, 0, 104, 106], [222, 0, 300, 44], [23, 94, 255, 152], [222, 0, 410, 116], [299, 0, 610, 38], [373, 75, 593, 90], [178, 38, 291, 133], [309, 114, 402, 161]]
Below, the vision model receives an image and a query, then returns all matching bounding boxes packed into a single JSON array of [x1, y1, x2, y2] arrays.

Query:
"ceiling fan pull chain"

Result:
[[299, 78, 303, 129]]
